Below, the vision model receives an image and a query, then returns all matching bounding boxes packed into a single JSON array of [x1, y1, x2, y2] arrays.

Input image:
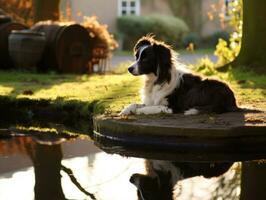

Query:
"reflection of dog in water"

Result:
[[130, 160, 233, 200], [120, 36, 238, 116]]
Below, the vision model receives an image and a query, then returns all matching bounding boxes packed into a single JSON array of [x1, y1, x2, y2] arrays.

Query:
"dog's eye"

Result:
[[140, 52, 148, 61]]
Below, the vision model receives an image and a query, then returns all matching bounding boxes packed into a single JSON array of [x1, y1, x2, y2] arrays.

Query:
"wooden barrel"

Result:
[[32, 22, 91, 73], [0, 22, 27, 69], [8, 30, 46, 69]]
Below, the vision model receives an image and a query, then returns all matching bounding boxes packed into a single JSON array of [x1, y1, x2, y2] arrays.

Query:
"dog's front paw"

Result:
[[136, 106, 173, 115], [184, 108, 199, 116], [162, 107, 173, 114], [119, 104, 139, 116]]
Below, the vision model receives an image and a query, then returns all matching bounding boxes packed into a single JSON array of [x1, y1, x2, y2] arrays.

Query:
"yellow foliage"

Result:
[[214, 0, 242, 67], [194, 57, 217, 76], [214, 39, 236, 66], [82, 16, 118, 51]]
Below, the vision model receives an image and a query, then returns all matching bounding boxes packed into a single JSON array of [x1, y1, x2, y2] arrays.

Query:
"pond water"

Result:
[[0, 129, 258, 200]]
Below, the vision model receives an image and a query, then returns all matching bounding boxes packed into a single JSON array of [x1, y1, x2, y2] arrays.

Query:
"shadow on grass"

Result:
[[228, 68, 266, 90]]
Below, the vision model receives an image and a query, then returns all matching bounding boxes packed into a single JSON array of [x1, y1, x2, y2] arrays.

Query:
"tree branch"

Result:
[[61, 164, 97, 200]]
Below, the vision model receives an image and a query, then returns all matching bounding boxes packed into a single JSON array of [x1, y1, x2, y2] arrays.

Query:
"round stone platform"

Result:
[[93, 111, 266, 162]]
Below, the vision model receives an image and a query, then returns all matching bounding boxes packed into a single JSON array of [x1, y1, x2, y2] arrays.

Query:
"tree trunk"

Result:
[[240, 162, 266, 200], [169, 0, 202, 33], [33, 0, 60, 22], [232, 0, 266, 71]]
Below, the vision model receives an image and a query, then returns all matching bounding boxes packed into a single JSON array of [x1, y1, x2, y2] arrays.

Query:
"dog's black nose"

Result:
[[128, 66, 134, 73]]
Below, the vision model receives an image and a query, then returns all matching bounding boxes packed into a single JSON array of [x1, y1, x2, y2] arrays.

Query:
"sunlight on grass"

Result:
[[0, 69, 141, 113], [30, 74, 141, 112], [226, 69, 266, 109], [15, 125, 80, 137], [0, 85, 13, 95], [0, 60, 265, 114]]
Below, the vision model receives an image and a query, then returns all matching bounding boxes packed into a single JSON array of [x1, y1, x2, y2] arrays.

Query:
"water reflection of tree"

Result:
[[0, 136, 66, 200], [240, 162, 266, 200], [28, 142, 66, 200], [0, 135, 96, 200]]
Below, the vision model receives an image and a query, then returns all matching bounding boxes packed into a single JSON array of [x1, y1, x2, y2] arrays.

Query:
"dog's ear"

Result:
[[134, 36, 153, 52], [153, 43, 172, 84], [130, 174, 160, 200]]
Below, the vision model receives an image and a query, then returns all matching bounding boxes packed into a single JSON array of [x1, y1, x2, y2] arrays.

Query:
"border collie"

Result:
[[119, 36, 238, 116]]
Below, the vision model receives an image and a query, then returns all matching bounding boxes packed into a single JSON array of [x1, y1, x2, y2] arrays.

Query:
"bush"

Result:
[[82, 16, 118, 51], [117, 14, 189, 50], [182, 32, 201, 48], [209, 31, 230, 46]]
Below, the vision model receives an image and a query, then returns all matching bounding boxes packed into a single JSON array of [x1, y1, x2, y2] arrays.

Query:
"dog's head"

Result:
[[130, 173, 173, 200], [128, 36, 173, 84]]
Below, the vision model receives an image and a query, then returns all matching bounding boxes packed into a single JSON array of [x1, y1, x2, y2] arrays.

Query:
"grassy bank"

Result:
[[0, 69, 141, 114], [0, 62, 265, 130]]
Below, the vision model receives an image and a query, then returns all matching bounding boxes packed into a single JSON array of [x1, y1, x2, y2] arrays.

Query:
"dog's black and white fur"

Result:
[[120, 36, 238, 116]]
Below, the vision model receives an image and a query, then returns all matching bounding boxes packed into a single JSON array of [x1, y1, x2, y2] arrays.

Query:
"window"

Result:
[[118, 0, 140, 16]]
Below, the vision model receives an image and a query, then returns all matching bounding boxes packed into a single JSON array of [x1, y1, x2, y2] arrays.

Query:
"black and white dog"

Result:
[[119, 36, 238, 116]]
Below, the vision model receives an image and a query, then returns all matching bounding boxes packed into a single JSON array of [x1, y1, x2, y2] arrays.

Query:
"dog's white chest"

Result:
[[141, 68, 181, 106], [142, 83, 168, 106]]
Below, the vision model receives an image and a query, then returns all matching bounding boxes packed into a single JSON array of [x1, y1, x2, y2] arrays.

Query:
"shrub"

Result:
[[194, 57, 217, 76], [82, 16, 118, 51], [182, 32, 201, 48], [214, 38, 239, 66], [117, 14, 189, 50], [214, 0, 242, 67], [209, 31, 230, 46], [0, 0, 34, 26]]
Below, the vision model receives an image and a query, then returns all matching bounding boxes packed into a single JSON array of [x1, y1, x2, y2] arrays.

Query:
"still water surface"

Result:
[[0, 131, 241, 200]]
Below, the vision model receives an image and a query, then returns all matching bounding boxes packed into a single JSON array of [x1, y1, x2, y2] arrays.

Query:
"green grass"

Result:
[[224, 68, 266, 109], [0, 68, 141, 114], [0, 61, 265, 118]]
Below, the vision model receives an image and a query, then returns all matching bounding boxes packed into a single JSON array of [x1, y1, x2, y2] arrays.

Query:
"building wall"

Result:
[[201, 0, 230, 37], [64, 0, 174, 33], [68, 0, 118, 32], [61, 0, 231, 37]]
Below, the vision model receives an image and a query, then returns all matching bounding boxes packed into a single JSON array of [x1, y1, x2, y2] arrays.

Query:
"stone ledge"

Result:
[[93, 111, 266, 162]]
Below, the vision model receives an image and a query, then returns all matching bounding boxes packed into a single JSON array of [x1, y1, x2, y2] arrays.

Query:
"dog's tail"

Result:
[[229, 106, 262, 113], [184, 106, 262, 115]]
